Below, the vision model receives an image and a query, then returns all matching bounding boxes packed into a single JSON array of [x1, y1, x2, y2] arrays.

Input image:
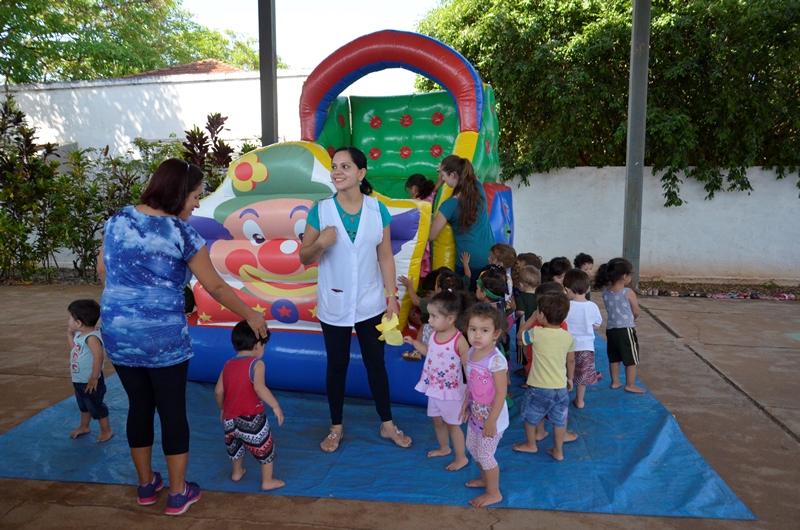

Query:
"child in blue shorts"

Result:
[[68, 299, 113, 443], [512, 292, 576, 461]]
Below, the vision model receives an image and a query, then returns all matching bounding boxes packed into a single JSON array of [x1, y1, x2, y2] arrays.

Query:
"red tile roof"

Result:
[[124, 59, 243, 78]]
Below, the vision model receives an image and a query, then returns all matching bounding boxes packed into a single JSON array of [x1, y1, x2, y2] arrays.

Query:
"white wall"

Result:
[[511, 167, 800, 283], [9, 68, 422, 156], [9, 70, 310, 154]]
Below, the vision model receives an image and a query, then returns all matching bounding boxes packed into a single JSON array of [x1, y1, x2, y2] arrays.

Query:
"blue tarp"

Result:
[[0, 336, 754, 518]]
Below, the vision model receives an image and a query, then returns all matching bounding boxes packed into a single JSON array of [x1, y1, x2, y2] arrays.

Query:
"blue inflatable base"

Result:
[[188, 325, 427, 406]]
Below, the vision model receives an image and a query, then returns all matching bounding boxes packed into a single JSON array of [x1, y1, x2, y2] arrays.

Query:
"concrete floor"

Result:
[[1, 285, 798, 529]]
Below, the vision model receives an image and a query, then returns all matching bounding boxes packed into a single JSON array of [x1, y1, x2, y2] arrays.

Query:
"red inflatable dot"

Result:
[[430, 144, 443, 158], [485, 140, 491, 154], [370, 116, 382, 129], [401, 114, 413, 127], [327, 146, 335, 157], [399, 146, 412, 159], [338, 114, 345, 128], [234, 162, 253, 181], [431, 112, 444, 126], [369, 147, 381, 160]]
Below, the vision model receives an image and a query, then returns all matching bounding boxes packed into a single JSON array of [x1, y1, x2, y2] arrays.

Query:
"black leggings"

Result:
[[114, 360, 190, 455], [321, 313, 392, 425]]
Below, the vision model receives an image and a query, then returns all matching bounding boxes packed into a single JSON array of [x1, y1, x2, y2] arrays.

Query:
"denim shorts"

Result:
[[520, 386, 569, 428], [73, 373, 109, 420]]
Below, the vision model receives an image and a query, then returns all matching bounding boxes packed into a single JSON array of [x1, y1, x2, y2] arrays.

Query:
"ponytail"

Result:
[[593, 257, 633, 290], [439, 154, 483, 231]]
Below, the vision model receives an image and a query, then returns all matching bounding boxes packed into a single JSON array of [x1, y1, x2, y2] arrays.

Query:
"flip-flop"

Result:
[[320, 428, 343, 453], [380, 425, 412, 448]]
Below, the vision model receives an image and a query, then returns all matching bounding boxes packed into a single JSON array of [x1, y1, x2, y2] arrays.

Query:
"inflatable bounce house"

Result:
[[186, 30, 514, 406]]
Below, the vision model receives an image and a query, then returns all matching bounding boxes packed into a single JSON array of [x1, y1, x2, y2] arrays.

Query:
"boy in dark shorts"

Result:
[[67, 299, 113, 443], [214, 321, 285, 490]]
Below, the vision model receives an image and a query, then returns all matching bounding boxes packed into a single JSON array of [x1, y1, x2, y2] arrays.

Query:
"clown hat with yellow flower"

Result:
[[205, 141, 336, 224]]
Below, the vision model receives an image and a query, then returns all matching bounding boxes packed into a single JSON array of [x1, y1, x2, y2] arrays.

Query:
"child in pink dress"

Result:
[[460, 303, 509, 508], [404, 290, 470, 470]]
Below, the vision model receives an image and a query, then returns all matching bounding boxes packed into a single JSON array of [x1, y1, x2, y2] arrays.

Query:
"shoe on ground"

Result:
[[137, 471, 163, 506], [165, 481, 201, 516]]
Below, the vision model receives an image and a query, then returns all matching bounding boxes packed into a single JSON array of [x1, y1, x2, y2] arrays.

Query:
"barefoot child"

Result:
[[214, 321, 285, 491], [401, 268, 466, 361], [475, 265, 514, 403], [461, 303, 509, 508], [564, 269, 602, 408], [593, 258, 645, 394], [404, 291, 470, 470], [68, 299, 113, 443], [513, 293, 575, 461]]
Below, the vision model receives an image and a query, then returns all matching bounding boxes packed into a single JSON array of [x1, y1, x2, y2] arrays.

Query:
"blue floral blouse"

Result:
[[100, 206, 205, 368]]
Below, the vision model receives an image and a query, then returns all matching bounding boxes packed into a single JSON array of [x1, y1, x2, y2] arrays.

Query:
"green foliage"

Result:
[[0, 0, 284, 84], [0, 96, 62, 280], [57, 143, 182, 281], [239, 141, 260, 155], [0, 97, 259, 282], [417, 0, 800, 205], [0, 96, 186, 281], [182, 113, 235, 194]]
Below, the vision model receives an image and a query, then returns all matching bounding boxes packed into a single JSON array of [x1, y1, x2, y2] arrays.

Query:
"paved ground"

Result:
[[1, 285, 798, 529]]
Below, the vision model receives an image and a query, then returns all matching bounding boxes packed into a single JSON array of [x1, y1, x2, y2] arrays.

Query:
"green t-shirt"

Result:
[[307, 195, 392, 242], [514, 291, 538, 322]]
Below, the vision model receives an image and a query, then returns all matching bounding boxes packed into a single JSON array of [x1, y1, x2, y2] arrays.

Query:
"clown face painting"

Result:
[[186, 141, 430, 332]]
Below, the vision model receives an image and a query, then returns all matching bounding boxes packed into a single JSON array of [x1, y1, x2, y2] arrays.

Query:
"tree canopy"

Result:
[[417, 0, 800, 205], [0, 0, 285, 85]]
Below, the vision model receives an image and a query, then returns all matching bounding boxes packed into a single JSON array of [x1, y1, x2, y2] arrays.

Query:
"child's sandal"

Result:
[[402, 350, 422, 361]]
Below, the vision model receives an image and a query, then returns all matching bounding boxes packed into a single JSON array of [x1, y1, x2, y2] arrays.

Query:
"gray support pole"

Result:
[[258, 0, 278, 146], [622, 0, 651, 289]]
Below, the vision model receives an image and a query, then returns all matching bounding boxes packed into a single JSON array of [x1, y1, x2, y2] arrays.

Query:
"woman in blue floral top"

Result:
[[98, 158, 268, 516]]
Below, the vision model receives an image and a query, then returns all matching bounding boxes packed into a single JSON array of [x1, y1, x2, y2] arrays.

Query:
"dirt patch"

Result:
[[2, 268, 94, 286], [637, 279, 800, 298]]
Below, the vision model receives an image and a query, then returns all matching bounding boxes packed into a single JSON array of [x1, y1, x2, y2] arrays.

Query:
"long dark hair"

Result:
[[333, 146, 373, 195], [439, 154, 483, 231], [140, 158, 203, 215]]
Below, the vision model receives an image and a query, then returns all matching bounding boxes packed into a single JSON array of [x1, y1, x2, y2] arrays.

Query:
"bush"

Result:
[[0, 96, 62, 280], [0, 98, 255, 283]]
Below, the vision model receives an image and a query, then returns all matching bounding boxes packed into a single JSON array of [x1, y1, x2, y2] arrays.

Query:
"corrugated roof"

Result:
[[123, 59, 243, 78]]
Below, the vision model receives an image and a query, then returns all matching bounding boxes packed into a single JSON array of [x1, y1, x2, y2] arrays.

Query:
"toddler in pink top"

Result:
[[404, 290, 470, 471]]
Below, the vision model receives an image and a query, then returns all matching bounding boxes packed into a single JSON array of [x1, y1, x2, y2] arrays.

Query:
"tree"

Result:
[[417, 0, 800, 205], [0, 0, 286, 85]]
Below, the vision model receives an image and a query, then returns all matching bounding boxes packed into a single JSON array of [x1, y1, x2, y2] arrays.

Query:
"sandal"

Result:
[[380, 424, 412, 448], [320, 427, 343, 453], [402, 350, 422, 361]]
